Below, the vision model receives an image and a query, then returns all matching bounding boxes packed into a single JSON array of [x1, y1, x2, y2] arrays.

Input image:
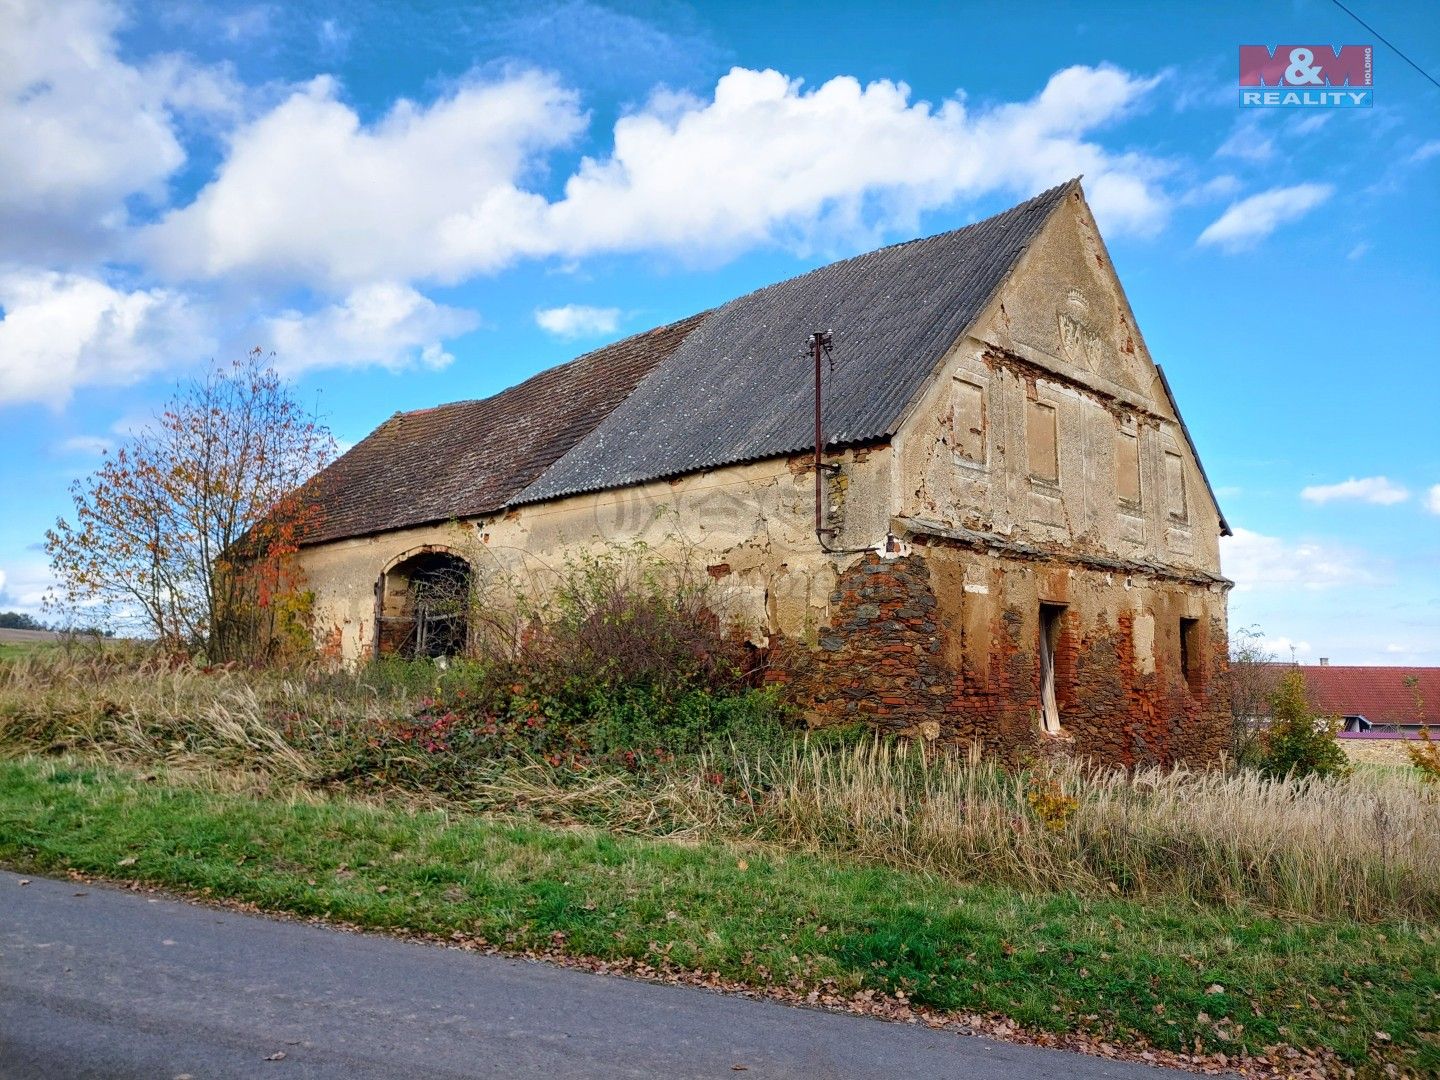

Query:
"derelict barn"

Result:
[[294, 180, 1232, 767]]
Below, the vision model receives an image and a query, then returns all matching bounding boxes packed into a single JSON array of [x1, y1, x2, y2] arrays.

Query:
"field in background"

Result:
[[0, 628, 61, 661], [1341, 736, 1424, 769]]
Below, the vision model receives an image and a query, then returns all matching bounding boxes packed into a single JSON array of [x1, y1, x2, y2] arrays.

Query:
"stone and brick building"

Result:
[[294, 180, 1232, 766]]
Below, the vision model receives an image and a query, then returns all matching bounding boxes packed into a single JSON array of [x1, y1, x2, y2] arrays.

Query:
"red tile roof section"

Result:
[[1288, 665, 1439, 726], [299, 312, 709, 545]]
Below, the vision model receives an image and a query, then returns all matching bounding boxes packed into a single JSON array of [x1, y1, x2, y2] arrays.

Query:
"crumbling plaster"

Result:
[[891, 186, 1222, 575], [297, 449, 894, 663], [294, 186, 1230, 763]]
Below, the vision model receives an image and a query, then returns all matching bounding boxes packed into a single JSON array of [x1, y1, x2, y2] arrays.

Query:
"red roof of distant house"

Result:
[[1277, 665, 1439, 727]]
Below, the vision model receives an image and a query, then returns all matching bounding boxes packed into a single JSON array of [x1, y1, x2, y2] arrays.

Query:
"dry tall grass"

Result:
[[4, 650, 1436, 922]]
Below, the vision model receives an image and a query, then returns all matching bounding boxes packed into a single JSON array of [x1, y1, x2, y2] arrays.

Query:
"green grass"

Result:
[[0, 641, 54, 661], [0, 756, 1434, 1075]]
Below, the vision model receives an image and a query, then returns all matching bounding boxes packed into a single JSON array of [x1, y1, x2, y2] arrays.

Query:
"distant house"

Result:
[[1279, 663, 1438, 735], [290, 180, 1233, 767]]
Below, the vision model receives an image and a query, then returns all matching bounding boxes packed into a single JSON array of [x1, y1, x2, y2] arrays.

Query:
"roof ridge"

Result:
[[694, 177, 1082, 319], [513, 179, 1080, 507], [392, 180, 1079, 426]]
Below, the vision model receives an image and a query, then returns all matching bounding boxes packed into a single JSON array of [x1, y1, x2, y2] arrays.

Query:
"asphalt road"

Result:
[[1, 869, 1187, 1079]]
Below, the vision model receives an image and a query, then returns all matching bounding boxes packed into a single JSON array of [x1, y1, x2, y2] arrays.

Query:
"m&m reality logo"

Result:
[[1239, 45, 1373, 108]]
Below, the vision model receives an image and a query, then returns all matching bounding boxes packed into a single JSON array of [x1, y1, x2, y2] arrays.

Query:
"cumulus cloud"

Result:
[[261, 283, 480, 373], [534, 304, 621, 338], [1220, 526, 1378, 592], [1300, 476, 1410, 506], [0, 271, 214, 407], [0, 0, 236, 263], [1427, 484, 1440, 515], [0, 558, 56, 614], [144, 71, 587, 288], [1197, 183, 1333, 252], [2, 13, 1177, 406], [147, 63, 1172, 290]]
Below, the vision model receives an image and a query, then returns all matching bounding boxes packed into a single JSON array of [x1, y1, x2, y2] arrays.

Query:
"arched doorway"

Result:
[[376, 548, 471, 659]]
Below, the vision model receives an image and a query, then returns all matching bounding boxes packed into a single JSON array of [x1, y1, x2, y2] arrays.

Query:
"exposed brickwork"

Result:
[[772, 548, 1229, 768]]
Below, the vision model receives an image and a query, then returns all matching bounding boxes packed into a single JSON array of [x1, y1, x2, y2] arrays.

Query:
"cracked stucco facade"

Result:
[[295, 188, 1230, 765]]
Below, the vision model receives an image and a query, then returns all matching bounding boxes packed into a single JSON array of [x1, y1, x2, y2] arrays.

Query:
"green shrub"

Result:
[[581, 685, 789, 760], [1256, 670, 1350, 780]]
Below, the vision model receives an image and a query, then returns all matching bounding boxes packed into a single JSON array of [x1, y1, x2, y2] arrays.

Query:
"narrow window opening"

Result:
[[1039, 602, 1066, 734], [1180, 617, 1201, 691]]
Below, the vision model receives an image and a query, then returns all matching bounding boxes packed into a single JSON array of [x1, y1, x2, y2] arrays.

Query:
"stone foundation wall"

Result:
[[771, 545, 1229, 767]]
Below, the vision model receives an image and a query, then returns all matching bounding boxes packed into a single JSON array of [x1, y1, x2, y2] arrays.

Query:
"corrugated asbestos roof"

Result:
[[514, 180, 1075, 505], [299, 313, 706, 545], [300, 181, 1075, 544]]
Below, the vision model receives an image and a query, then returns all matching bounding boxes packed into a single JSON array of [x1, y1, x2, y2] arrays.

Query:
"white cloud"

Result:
[[147, 63, 1172, 291], [1347, 241, 1371, 260], [530, 64, 1172, 260], [1261, 636, 1311, 659], [1216, 121, 1274, 162], [1300, 476, 1410, 506], [1196, 183, 1333, 252], [1426, 484, 1440, 515], [1289, 113, 1331, 136], [55, 435, 115, 456], [261, 283, 480, 373], [144, 71, 587, 288], [1179, 175, 1241, 205], [0, 271, 213, 407], [0, 557, 56, 614], [1220, 526, 1377, 592], [1410, 140, 1440, 164], [0, 0, 235, 263], [1, 37, 1179, 406], [534, 304, 621, 338]]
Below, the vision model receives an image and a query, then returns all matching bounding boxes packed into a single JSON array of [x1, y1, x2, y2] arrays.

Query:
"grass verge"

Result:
[[1, 755, 1434, 1077]]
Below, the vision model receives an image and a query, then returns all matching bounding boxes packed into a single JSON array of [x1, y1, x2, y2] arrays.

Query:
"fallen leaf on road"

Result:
[[265, 1051, 287, 1061], [731, 1066, 748, 1072], [17, 880, 29, 886]]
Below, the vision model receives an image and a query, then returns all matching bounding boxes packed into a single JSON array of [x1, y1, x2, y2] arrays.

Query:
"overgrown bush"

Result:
[[363, 541, 780, 766], [1256, 669, 1349, 780], [505, 544, 754, 696]]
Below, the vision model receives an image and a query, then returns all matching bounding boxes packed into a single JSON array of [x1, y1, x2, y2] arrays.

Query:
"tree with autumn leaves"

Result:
[[46, 351, 335, 662]]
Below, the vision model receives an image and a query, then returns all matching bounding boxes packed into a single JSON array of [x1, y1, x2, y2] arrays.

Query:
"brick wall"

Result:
[[771, 548, 1229, 767]]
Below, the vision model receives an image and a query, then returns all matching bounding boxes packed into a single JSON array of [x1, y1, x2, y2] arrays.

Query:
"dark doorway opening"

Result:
[[1180, 617, 1202, 692], [378, 550, 471, 659], [1039, 603, 1066, 735]]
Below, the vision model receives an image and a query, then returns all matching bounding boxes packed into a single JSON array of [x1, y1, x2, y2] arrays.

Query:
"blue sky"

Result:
[[1, 0, 1437, 663]]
